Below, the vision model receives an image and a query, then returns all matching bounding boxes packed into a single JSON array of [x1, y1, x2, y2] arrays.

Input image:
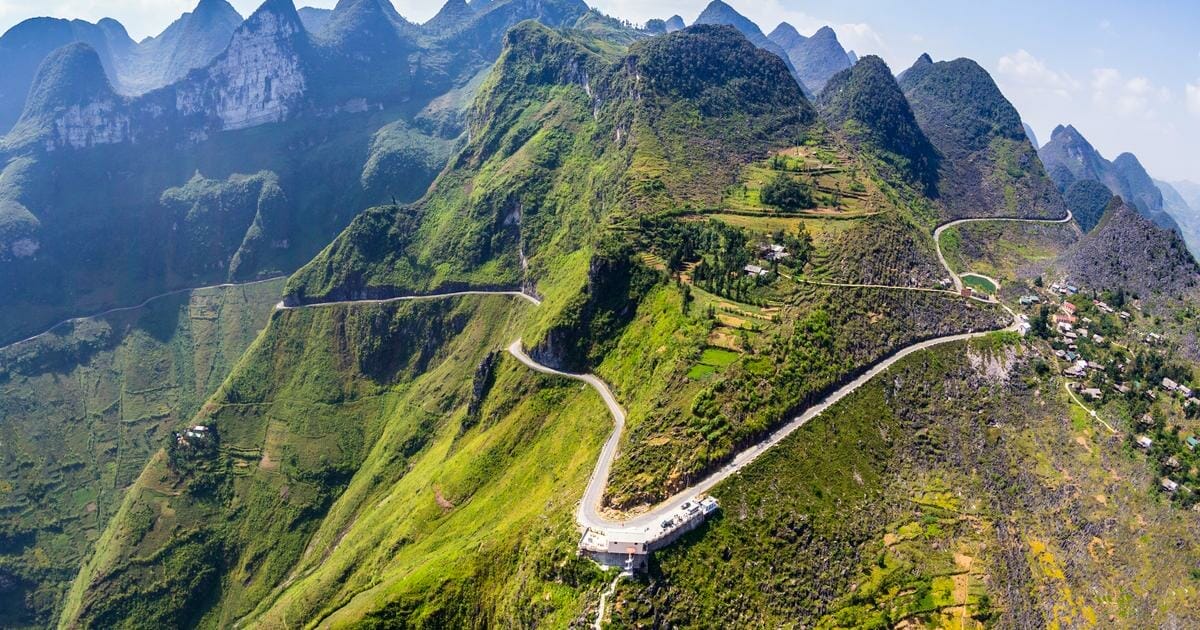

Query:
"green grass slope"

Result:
[[0, 278, 282, 628], [60, 295, 614, 628]]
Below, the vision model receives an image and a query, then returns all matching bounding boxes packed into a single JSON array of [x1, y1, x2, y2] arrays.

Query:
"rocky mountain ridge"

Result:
[[1038, 123, 1181, 232]]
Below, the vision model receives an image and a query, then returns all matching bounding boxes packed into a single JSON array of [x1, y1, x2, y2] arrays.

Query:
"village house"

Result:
[[743, 264, 768, 277], [1162, 377, 1179, 392], [1138, 412, 1155, 427], [1064, 361, 1088, 379], [1136, 435, 1154, 449], [1179, 384, 1193, 398], [1161, 478, 1180, 493], [1187, 436, 1199, 451], [1092, 334, 1106, 345], [1081, 388, 1103, 401], [1053, 312, 1077, 327], [1060, 302, 1077, 316], [1019, 295, 1040, 306], [1119, 311, 1131, 320]]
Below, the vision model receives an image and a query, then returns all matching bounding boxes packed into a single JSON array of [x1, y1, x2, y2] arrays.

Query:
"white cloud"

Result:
[[997, 49, 1079, 97], [1188, 81, 1200, 116], [1091, 67, 1172, 118]]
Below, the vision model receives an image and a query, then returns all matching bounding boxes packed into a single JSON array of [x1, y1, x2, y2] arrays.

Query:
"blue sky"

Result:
[[2, 0, 1197, 182]]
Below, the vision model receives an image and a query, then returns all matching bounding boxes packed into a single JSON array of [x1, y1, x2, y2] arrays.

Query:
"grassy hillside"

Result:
[[60, 295, 614, 628], [611, 337, 1200, 627], [0, 278, 282, 628]]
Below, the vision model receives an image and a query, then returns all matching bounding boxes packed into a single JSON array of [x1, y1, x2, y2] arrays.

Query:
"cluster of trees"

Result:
[[638, 216, 813, 302], [761, 173, 816, 211]]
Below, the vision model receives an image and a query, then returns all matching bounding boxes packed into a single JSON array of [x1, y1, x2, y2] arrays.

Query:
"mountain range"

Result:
[[899, 53, 1065, 220], [0, 0, 244, 134], [3, 2, 1200, 628], [1039, 123, 1181, 232], [0, 0, 591, 346]]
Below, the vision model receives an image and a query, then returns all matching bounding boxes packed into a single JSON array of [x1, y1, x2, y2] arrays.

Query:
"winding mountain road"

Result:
[[504, 208, 1076, 533], [275, 290, 542, 311], [934, 210, 1075, 292], [0, 276, 286, 352]]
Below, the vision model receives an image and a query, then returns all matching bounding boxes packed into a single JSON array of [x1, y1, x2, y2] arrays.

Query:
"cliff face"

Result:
[[176, 3, 309, 130]]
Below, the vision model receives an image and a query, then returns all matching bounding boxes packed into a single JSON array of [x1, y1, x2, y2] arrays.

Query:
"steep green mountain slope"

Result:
[[611, 337, 1200, 627], [62, 23, 1013, 626], [899, 55, 1065, 221], [0, 0, 591, 347], [1064, 178, 1114, 233], [692, 1, 803, 91], [818, 55, 939, 195], [0, 278, 282, 628], [60, 294, 614, 628]]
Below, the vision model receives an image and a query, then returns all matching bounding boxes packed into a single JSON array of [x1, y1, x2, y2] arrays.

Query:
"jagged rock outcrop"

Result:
[[0, 2, 243, 134], [142, 0, 244, 92], [176, 0, 309, 131], [10, 42, 132, 149], [297, 7, 332, 33], [768, 23, 852, 93], [1059, 197, 1199, 297]]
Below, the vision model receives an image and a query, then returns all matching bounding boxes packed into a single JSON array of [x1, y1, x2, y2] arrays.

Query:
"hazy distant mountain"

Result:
[[124, 0, 243, 93], [0, 0, 593, 346], [665, 15, 686, 32], [0, 0, 243, 133], [0, 17, 134, 133], [1039, 124, 1180, 232], [768, 23, 852, 93], [899, 54, 1064, 220], [846, 49, 858, 64], [1173, 180, 1200, 211], [1023, 122, 1038, 148], [425, 0, 477, 33], [1157, 179, 1200, 257], [297, 6, 333, 33], [693, 1, 803, 91]]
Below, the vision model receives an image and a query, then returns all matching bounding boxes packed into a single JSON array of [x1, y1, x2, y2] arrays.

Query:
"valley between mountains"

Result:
[[2, 1, 1200, 629]]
